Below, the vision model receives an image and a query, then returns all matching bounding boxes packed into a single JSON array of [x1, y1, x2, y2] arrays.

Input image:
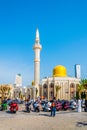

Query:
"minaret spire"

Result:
[[35, 28, 40, 44], [33, 28, 42, 97], [36, 28, 39, 39]]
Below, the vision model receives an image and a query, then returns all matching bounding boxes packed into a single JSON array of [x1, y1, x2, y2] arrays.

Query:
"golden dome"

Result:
[[53, 65, 67, 77]]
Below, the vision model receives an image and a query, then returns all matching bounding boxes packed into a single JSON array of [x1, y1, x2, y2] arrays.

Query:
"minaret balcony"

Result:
[[33, 44, 42, 50]]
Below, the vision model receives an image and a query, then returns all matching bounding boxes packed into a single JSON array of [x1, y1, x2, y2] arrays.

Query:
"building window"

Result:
[[50, 83, 54, 88], [43, 84, 48, 89]]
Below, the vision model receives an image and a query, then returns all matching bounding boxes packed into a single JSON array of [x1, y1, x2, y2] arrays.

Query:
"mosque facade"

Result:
[[40, 65, 80, 100], [26, 29, 81, 101]]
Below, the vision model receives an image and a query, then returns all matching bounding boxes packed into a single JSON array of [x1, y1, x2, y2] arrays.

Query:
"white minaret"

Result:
[[33, 28, 42, 97]]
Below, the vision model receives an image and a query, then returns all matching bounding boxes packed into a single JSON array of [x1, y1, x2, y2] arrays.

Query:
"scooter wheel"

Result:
[[14, 111, 16, 113]]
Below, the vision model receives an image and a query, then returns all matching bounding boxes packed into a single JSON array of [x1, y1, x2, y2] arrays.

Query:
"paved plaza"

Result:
[[0, 109, 87, 130]]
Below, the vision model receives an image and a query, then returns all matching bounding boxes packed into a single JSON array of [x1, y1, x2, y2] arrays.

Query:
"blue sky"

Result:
[[0, 0, 87, 85]]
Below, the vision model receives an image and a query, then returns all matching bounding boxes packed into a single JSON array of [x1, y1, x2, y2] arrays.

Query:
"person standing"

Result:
[[77, 98, 82, 112], [84, 99, 87, 112], [50, 100, 56, 117]]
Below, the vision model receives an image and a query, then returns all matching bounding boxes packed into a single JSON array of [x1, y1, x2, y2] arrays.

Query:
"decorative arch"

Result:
[[70, 83, 75, 99], [43, 84, 48, 99], [49, 83, 54, 100]]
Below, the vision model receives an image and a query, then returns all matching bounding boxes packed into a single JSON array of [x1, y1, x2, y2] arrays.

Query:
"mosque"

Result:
[[26, 29, 81, 101], [40, 65, 80, 100]]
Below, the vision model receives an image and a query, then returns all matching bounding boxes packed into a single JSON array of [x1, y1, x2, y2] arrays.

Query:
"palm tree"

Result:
[[82, 79, 87, 99], [0, 84, 11, 100], [81, 79, 87, 85], [0, 85, 5, 100], [77, 79, 87, 99], [77, 84, 84, 99], [55, 85, 61, 99]]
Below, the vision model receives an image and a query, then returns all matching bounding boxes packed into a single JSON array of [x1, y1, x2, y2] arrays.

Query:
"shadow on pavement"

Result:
[[39, 113, 50, 117], [22, 110, 30, 113], [6, 110, 17, 114], [56, 110, 78, 114], [76, 121, 87, 127], [6, 110, 11, 114]]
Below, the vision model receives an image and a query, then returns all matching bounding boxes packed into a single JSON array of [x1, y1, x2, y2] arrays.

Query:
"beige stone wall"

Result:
[[41, 77, 80, 101], [23, 77, 80, 101]]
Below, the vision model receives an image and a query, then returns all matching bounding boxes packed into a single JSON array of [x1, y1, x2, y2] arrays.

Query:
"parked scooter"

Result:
[[10, 101, 18, 113], [61, 100, 70, 110], [0, 100, 8, 111], [25, 102, 31, 113], [33, 102, 40, 112], [70, 100, 77, 110], [56, 101, 62, 111]]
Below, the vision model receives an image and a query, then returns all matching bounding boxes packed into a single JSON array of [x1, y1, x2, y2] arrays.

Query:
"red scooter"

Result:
[[10, 101, 18, 113], [62, 101, 70, 111], [56, 102, 62, 111]]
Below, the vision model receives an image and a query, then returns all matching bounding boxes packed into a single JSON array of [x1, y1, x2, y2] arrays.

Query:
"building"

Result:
[[26, 29, 81, 101], [15, 74, 22, 87], [40, 65, 80, 100], [13, 86, 26, 100], [75, 64, 81, 79]]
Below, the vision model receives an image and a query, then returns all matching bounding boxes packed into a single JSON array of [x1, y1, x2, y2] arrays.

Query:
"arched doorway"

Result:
[[43, 84, 48, 99], [49, 83, 54, 100]]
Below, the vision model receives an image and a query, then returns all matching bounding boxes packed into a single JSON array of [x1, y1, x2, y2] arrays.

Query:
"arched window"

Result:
[[50, 83, 54, 88], [70, 83, 75, 99], [43, 84, 48, 98], [43, 84, 48, 89]]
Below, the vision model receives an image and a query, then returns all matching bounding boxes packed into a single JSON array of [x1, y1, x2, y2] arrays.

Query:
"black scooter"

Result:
[[25, 103, 31, 113], [34, 103, 40, 112]]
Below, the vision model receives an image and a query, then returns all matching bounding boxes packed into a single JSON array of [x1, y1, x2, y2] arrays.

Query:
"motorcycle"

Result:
[[61, 100, 70, 110], [33, 102, 40, 112], [25, 102, 31, 113], [56, 101, 62, 111], [10, 101, 18, 113], [0, 100, 8, 111], [42, 102, 51, 112], [70, 100, 77, 110]]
